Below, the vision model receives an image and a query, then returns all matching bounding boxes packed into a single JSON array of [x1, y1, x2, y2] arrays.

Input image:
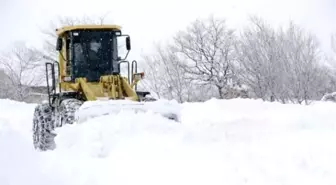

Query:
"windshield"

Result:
[[71, 30, 119, 81]]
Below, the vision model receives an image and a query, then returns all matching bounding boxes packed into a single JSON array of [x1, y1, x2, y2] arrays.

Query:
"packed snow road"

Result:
[[1, 98, 336, 185]]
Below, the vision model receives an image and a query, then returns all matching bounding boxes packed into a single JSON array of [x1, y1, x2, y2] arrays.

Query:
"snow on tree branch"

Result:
[[0, 42, 45, 101], [171, 15, 239, 99]]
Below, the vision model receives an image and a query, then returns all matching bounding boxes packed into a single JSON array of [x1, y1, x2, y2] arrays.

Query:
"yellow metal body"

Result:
[[56, 25, 122, 36], [56, 25, 140, 101]]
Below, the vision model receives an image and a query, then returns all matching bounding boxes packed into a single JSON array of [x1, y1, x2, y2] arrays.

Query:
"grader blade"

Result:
[[75, 99, 181, 124]]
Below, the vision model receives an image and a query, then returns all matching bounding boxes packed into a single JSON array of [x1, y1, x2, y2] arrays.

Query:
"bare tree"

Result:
[[139, 54, 166, 99], [0, 69, 13, 99], [236, 16, 281, 101], [317, 33, 336, 96], [237, 16, 329, 104], [140, 43, 196, 102], [279, 22, 325, 104], [0, 42, 44, 101], [171, 15, 238, 99]]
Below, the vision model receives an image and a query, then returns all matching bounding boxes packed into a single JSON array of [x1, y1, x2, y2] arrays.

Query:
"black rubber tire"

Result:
[[32, 103, 56, 151], [139, 95, 157, 102], [32, 99, 83, 151], [142, 97, 157, 102], [58, 98, 83, 126]]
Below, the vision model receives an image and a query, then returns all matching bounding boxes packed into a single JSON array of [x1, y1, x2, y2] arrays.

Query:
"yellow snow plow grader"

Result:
[[32, 24, 180, 151]]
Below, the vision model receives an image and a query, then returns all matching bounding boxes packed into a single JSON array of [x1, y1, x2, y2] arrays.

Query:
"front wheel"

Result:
[[32, 98, 83, 151], [32, 103, 56, 151]]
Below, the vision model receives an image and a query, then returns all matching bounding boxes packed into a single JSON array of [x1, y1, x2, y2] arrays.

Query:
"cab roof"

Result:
[[55, 25, 122, 36]]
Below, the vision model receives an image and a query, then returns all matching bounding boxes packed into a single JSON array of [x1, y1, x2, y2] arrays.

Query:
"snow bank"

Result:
[[49, 98, 336, 185], [1, 98, 336, 185], [0, 99, 37, 138], [0, 99, 70, 185]]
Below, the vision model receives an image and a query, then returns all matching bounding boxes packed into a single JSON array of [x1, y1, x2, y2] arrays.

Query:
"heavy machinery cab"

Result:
[[44, 24, 151, 106], [67, 30, 119, 81], [55, 25, 131, 82]]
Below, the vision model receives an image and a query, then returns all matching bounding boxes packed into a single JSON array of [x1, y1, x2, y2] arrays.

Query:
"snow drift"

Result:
[[1, 98, 336, 185]]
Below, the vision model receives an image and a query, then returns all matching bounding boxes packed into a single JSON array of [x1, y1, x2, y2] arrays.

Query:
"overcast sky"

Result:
[[1, 0, 335, 60]]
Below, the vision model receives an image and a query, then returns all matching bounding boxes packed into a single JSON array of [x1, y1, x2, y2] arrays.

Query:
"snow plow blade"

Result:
[[75, 99, 181, 124]]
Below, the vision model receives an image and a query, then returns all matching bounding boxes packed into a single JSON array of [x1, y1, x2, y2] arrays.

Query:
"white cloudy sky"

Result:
[[0, 0, 335, 59]]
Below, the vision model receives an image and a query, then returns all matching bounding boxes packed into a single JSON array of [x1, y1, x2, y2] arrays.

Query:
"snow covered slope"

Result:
[[1, 98, 336, 185]]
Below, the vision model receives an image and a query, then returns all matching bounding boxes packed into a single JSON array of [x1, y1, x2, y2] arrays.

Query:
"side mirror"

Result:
[[56, 37, 62, 51], [126, 36, 131, 50]]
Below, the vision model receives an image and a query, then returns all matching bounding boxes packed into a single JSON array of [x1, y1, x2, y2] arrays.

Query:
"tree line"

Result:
[[139, 15, 336, 104], [0, 14, 335, 104]]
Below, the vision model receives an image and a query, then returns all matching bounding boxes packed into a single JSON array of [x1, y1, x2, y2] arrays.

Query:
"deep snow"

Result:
[[1, 98, 336, 185]]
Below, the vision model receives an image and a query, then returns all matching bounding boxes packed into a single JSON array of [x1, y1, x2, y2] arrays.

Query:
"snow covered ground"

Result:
[[1, 98, 336, 185]]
